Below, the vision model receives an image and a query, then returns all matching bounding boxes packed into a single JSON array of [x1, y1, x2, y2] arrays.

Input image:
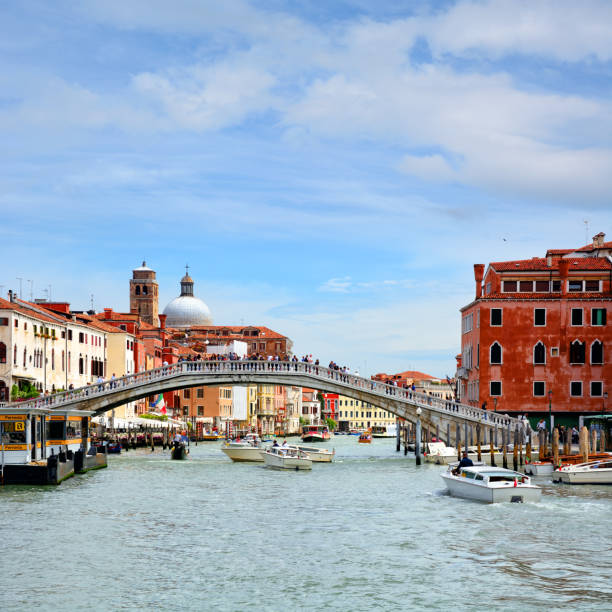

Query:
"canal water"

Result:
[[1, 436, 610, 611]]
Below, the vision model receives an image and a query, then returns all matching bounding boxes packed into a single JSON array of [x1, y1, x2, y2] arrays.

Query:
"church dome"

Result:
[[162, 267, 213, 328]]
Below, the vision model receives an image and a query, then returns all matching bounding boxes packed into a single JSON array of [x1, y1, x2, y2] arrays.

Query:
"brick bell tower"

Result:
[[129, 261, 159, 326]]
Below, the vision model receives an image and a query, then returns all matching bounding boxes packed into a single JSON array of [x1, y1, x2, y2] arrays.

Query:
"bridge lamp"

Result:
[[416, 407, 422, 417]]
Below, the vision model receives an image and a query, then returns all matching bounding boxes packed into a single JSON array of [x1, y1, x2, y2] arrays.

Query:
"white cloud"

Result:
[[318, 277, 352, 293]]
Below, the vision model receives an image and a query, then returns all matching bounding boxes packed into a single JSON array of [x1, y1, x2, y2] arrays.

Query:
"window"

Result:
[[14, 319, 18, 328], [591, 341, 603, 365], [592, 308, 607, 326], [570, 381, 582, 397], [534, 309, 546, 326], [0, 342, 6, 364], [502, 280, 517, 292], [590, 381, 603, 397], [197, 406, 204, 416], [551, 347, 559, 357], [490, 381, 502, 396], [535, 280, 549, 292], [0, 317, 8, 326], [490, 309, 502, 326], [571, 309, 583, 326], [519, 280, 533, 292], [552, 280, 561, 292], [183, 389, 190, 398], [79, 332, 85, 343], [568, 280, 583, 292], [68, 330, 72, 341], [569, 340, 585, 364], [490, 342, 502, 364], [533, 381, 545, 396], [585, 280, 600, 291], [534, 342, 546, 365], [135, 285, 141, 295], [197, 388, 204, 398]]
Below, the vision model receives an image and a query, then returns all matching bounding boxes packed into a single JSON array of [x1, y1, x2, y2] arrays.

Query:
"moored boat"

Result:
[[424, 442, 457, 465], [440, 464, 541, 503], [301, 425, 332, 442], [262, 446, 312, 470], [371, 424, 397, 438], [553, 459, 612, 484]]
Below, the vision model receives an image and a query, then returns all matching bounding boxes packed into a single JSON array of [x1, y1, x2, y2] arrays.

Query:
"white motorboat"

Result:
[[440, 464, 541, 503], [262, 446, 312, 470], [424, 442, 457, 465], [288, 444, 334, 463], [553, 459, 612, 484], [524, 461, 554, 476], [301, 425, 332, 442], [371, 424, 397, 438], [221, 434, 268, 462]]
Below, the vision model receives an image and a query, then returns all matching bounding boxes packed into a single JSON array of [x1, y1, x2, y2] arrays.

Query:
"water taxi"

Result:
[[440, 464, 541, 503], [261, 446, 312, 470], [358, 430, 372, 443], [553, 459, 612, 484], [221, 434, 267, 462], [301, 424, 332, 442]]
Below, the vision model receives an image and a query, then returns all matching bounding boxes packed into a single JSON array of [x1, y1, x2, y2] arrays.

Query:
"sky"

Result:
[[1, 0, 611, 378]]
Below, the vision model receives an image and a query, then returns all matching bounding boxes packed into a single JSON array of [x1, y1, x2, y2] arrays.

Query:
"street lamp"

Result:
[[548, 389, 553, 432]]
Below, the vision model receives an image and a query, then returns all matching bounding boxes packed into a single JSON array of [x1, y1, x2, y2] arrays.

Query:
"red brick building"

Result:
[[458, 232, 611, 423]]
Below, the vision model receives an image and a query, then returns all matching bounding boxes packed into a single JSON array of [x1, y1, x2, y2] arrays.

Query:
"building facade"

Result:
[[458, 232, 611, 423]]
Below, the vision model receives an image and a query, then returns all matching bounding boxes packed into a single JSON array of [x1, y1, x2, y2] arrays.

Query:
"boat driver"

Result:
[[453, 451, 474, 474]]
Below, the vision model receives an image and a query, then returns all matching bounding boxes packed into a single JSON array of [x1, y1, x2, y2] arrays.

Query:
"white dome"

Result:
[[163, 295, 213, 328]]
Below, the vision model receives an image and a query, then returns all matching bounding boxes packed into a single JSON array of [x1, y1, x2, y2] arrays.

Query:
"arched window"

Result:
[[135, 285, 141, 295], [51, 348, 55, 370], [591, 340, 603, 365], [569, 340, 585, 364], [23, 347, 27, 367], [143, 285, 148, 295], [490, 342, 502, 364], [533, 341, 546, 365], [79, 355, 84, 375], [0, 342, 6, 364], [62, 350, 65, 371], [14, 344, 17, 365]]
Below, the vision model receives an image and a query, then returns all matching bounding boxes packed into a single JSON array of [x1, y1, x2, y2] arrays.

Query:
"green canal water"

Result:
[[1, 436, 610, 611]]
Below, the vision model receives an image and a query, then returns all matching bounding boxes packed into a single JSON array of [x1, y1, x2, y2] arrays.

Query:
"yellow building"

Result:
[[257, 384, 275, 434], [336, 395, 396, 432]]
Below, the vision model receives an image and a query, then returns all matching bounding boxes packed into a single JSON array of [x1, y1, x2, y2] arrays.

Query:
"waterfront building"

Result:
[[457, 232, 611, 423], [321, 393, 338, 423], [0, 293, 111, 401], [257, 384, 275, 434], [285, 386, 302, 434], [372, 371, 455, 399], [301, 388, 321, 425], [334, 396, 396, 432]]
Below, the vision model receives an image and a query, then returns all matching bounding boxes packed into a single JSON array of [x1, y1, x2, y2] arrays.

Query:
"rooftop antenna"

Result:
[[90, 294, 95, 311], [43, 288, 49, 301], [28, 280, 33, 301], [48, 285, 52, 301], [583, 219, 589, 244], [16, 277, 23, 299]]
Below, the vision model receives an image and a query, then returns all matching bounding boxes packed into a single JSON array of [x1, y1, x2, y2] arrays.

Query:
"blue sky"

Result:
[[1, 0, 611, 377]]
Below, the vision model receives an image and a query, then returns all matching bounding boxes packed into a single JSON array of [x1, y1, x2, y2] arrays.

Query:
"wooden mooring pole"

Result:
[[415, 413, 422, 466], [552, 427, 560, 468], [502, 427, 508, 469], [512, 425, 518, 472], [476, 424, 482, 462], [490, 426, 496, 467]]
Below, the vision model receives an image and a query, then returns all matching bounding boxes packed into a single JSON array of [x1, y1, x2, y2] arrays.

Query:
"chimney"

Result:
[[593, 232, 605, 248], [474, 264, 485, 299], [546, 254, 552, 267], [8, 289, 14, 303], [558, 259, 570, 296], [159, 314, 167, 330], [104, 308, 112, 320]]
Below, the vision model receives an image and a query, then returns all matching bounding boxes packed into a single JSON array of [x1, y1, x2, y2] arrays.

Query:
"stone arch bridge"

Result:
[[11, 361, 519, 447]]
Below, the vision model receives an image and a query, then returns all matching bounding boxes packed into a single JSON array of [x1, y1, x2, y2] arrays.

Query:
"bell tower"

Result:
[[129, 261, 159, 326]]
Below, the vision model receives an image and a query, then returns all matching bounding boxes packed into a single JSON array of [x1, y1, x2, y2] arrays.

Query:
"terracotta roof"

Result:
[[186, 325, 288, 340], [575, 240, 612, 252], [491, 257, 611, 272], [545, 249, 573, 255], [0, 297, 64, 324], [482, 292, 610, 300]]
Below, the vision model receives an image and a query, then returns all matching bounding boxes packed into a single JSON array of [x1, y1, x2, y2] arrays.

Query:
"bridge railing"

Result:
[[8, 360, 517, 427]]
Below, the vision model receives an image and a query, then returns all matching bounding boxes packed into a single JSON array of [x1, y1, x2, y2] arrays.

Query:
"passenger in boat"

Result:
[[273, 440, 279, 447], [282, 440, 288, 447]]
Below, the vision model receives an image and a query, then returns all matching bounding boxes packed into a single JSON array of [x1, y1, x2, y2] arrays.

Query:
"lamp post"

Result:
[[548, 389, 553, 432]]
